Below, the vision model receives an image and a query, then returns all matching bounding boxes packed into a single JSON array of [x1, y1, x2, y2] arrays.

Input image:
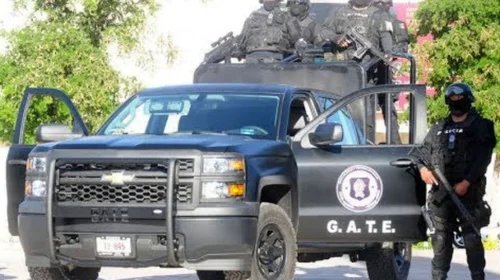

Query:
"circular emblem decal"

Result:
[[336, 165, 383, 213]]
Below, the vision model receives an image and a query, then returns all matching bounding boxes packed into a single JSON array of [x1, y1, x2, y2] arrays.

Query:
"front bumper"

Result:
[[19, 211, 257, 270], [19, 149, 259, 270]]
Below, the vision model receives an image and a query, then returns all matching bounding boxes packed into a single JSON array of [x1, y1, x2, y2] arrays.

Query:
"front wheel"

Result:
[[365, 242, 411, 280], [250, 202, 296, 280], [28, 266, 100, 280]]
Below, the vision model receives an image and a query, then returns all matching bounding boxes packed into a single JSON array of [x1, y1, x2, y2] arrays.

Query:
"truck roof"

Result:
[[137, 83, 300, 97]]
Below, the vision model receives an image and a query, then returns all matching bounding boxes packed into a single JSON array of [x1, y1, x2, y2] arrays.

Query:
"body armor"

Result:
[[240, 7, 291, 53]]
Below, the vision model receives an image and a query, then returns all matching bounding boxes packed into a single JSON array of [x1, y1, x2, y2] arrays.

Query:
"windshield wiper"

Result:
[[169, 130, 228, 136]]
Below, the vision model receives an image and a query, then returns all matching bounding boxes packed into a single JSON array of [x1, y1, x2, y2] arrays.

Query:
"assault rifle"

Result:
[[344, 26, 398, 72], [203, 32, 241, 64], [410, 146, 481, 236]]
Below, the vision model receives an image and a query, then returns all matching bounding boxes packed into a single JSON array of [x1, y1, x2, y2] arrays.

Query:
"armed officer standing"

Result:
[[238, 0, 294, 63], [321, 0, 400, 144], [372, 0, 409, 53], [414, 83, 496, 280], [321, 0, 393, 63], [286, 0, 321, 46]]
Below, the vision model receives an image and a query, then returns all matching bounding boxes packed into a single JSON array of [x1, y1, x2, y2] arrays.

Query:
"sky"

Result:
[[0, 0, 423, 87]]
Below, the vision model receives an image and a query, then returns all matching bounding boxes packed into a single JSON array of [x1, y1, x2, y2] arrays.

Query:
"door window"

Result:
[[302, 85, 427, 148], [288, 98, 314, 137], [22, 95, 74, 145], [315, 96, 363, 145]]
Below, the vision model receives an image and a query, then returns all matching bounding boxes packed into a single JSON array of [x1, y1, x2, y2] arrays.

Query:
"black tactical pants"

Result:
[[365, 64, 402, 145], [365, 93, 401, 145], [429, 187, 485, 280]]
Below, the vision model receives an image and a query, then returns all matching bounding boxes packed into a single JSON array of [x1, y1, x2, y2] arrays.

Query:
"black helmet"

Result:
[[261, 0, 283, 11], [445, 83, 475, 116], [444, 83, 475, 104], [349, 0, 371, 8], [288, 0, 311, 19], [373, 0, 392, 4], [287, 0, 311, 6]]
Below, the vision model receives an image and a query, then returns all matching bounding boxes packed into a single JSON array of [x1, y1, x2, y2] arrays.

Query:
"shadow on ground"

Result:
[[101, 256, 500, 280]]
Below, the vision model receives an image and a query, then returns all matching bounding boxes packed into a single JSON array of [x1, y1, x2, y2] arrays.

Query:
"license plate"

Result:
[[96, 236, 133, 258]]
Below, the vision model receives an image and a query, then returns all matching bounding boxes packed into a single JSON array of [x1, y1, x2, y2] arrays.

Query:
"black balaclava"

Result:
[[289, 1, 309, 20], [448, 98, 472, 117]]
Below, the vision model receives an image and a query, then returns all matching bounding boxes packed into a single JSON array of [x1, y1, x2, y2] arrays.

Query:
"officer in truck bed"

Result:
[[238, 0, 296, 63]]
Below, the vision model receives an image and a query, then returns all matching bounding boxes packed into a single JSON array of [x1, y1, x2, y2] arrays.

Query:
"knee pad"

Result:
[[432, 232, 452, 253]]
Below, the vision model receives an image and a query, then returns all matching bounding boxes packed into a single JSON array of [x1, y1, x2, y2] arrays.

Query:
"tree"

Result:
[[413, 0, 500, 151], [0, 0, 159, 143]]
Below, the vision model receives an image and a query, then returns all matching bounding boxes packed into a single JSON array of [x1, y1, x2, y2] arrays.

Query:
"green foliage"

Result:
[[0, 0, 160, 143], [413, 236, 499, 251], [413, 0, 500, 151], [0, 21, 120, 143], [16, 0, 158, 50], [412, 238, 432, 250]]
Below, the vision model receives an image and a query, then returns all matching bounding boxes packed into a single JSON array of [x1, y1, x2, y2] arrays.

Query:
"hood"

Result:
[[35, 134, 292, 158]]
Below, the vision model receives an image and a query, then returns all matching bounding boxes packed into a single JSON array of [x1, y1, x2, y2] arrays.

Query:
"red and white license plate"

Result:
[[96, 236, 133, 258]]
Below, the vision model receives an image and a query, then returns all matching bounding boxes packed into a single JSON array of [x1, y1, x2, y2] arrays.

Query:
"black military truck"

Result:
[[7, 77, 428, 279]]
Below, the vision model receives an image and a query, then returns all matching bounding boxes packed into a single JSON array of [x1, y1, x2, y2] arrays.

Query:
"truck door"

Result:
[[6, 88, 88, 235], [292, 84, 428, 244]]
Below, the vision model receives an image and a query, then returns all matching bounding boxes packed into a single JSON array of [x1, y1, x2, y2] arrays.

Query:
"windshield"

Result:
[[101, 92, 282, 139]]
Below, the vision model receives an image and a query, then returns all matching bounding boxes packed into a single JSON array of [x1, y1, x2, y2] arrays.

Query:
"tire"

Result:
[[28, 266, 100, 280], [250, 202, 296, 280], [196, 270, 250, 280], [365, 242, 411, 280]]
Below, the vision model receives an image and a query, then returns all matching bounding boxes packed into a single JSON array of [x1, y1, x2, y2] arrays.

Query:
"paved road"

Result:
[[1, 147, 500, 280], [2, 238, 500, 280]]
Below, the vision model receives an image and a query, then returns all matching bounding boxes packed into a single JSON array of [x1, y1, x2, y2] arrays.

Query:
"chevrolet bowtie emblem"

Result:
[[101, 171, 135, 185]]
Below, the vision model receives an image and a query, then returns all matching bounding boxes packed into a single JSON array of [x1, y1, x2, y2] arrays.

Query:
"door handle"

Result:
[[390, 158, 413, 168], [7, 159, 27, 165]]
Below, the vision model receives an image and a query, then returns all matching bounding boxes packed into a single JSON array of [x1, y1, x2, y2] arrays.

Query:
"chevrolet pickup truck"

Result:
[[7, 81, 427, 280]]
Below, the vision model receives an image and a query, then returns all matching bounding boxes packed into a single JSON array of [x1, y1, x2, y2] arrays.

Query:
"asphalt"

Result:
[[1, 147, 500, 280]]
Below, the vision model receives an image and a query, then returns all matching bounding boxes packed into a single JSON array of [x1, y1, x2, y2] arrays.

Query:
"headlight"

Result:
[[203, 156, 245, 173], [26, 156, 47, 173], [25, 179, 47, 197], [202, 182, 245, 200], [25, 155, 48, 197]]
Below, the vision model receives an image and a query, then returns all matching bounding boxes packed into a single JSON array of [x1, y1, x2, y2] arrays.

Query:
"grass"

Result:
[[413, 237, 500, 250]]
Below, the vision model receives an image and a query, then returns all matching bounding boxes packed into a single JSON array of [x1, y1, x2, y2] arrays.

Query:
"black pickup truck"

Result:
[[7, 78, 428, 280]]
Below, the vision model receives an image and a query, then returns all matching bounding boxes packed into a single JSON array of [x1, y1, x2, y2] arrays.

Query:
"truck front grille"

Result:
[[56, 183, 168, 204], [55, 159, 194, 205]]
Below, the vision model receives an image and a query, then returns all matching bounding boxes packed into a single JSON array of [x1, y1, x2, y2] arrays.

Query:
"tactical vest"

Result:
[[244, 8, 290, 53], [289, 16, 318, 45], [332, 6, 380, 44], [330, 6, 387, 60], [433, 114, 478, 184], [392, 19, 409, 53]]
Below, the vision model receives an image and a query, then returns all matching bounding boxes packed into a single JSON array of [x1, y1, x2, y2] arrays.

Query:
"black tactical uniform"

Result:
[[322, 0, 393, 62], [238, 0, 294, 63], [286, 0, 321, 46], [373, 0, 409, 53], [321, 0, 399, 144], [416, 83, 496, 280]]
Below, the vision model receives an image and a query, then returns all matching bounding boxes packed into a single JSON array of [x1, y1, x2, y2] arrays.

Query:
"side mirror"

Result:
[[36, 124, 83, 143], [309, 123, 343, 146]]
